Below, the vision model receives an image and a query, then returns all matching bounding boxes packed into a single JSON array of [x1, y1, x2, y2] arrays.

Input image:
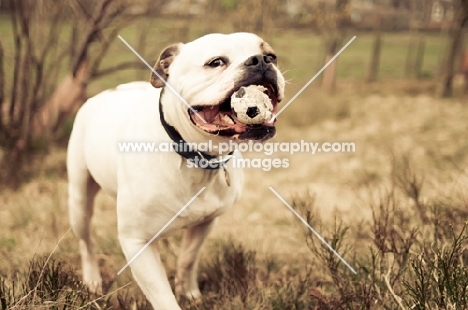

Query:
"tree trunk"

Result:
[[322, 54, 337, 93], [32, 61, 88, 139], [366, 29, 381, 83], [438, 25, 450, 76], [414, 35, 425, 79], [441, 25, 464, 97], [405, 28, 418, 77], [322, 38, 338, 94], [461, 49, 468, 95], [0, 42, 4, 135], [440, 0, 468, 97]]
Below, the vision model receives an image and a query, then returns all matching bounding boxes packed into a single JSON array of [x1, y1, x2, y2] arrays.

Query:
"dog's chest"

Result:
[[176, 169, 240, 223], [129, 161, 242, 236]]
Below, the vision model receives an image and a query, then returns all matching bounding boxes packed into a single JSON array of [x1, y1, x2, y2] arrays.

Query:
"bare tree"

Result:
[[0, 0, 147, 157], [441, 0, 468, 97], [405, 0, 431, 79], [366, 14, 382, 83], [319, 0, 351, 94]]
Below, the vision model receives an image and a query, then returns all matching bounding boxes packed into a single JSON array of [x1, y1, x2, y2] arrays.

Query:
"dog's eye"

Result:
[[206, 57, 226, 68], [264, 54, 277, 64]]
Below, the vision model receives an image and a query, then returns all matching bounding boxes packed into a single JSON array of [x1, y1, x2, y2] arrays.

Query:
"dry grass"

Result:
[[1, 85, 468, 309]]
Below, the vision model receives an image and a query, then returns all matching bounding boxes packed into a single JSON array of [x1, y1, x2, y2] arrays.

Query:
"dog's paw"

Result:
[[84, 279, 103, 295], [175, 283, 201, 301], [83, 270, 103, 295], [185, 289, 201, 300], [176, 289, 202, 307], [82, 257, 103, 294]]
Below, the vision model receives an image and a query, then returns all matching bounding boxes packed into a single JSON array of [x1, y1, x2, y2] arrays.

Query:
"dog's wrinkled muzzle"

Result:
[[189, 55, 281, 141]]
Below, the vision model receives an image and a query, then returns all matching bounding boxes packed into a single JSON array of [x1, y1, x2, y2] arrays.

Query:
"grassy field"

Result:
[[1, 14, 468, 310]]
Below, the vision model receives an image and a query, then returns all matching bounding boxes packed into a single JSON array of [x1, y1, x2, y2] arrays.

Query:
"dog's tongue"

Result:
[[191, 104, 248, 134], [197, 106, 219, 123]]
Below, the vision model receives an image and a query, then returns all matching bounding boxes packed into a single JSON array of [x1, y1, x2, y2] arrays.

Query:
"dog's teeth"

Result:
[[221, 114, 234, 125]]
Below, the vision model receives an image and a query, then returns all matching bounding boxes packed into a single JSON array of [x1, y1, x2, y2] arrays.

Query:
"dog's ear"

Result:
[[150, 43, 183, 88]]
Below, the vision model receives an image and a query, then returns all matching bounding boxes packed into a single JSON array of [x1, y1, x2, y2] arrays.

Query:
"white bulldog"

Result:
[[67, 32, 285, 309]]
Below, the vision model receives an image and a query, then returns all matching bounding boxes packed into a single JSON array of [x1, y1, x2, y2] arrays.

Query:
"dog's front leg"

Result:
[[119, 237, 181, 310], [175, 218, 217, 300]]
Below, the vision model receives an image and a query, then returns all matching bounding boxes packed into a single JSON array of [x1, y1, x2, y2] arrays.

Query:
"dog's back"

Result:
[[67, 81, 155, 195]]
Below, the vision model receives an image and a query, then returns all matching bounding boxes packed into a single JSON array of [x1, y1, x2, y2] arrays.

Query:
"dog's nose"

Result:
[[246, 106, 260, 119], [244, 54, 272, 70]]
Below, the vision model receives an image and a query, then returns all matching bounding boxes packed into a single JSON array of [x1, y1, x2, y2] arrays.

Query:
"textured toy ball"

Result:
[[231, 85, 273, 125]]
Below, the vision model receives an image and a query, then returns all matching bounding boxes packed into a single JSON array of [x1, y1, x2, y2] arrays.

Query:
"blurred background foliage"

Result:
[[0, 0, 466, 168]]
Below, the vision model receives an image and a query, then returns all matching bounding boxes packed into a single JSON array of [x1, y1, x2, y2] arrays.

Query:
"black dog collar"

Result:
[[158, 91, 234, 170]]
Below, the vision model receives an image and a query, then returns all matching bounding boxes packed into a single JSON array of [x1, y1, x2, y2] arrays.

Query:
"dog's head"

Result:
[[151, 32, 285, 141]]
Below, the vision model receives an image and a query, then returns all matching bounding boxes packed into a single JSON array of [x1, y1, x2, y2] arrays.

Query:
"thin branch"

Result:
[[69, 23, 79, 68], [15, 0, 30, 38], [72, 0, 115, 76], [71, 0, 94, 21], [0, 42, 4, 132], [91, 61, 147, 79], [90, 21, 129, 74], [78, 282, 133, 309], [384, 269, 406, 310], [16, 1, 35, 139], [96, 0, 116, 25], [32, 2, 68, 114], [11, 228, 72, 309], [39, 1, 66, 63], [9, 0, 23, 122], [30, 61, 45, 114], [72, 0, 132, 77], [98, 2, 133, 30]]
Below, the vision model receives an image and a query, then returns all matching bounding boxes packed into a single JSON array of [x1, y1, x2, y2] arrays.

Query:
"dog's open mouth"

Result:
[[189, 83, 279, 140]]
